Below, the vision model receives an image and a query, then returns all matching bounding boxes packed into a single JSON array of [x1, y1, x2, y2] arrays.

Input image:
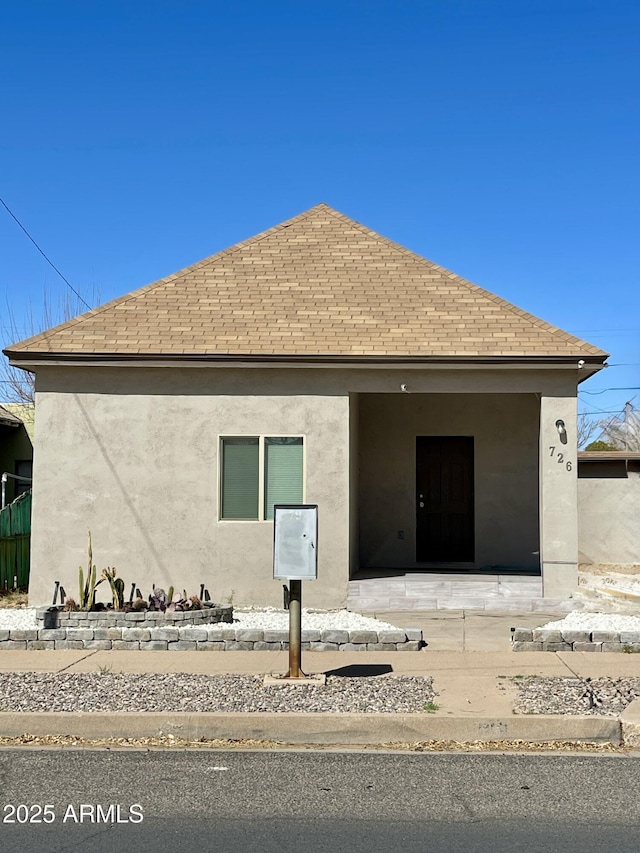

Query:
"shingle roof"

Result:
[[5, 203, 607, 361], [0, 404, 23, 427], [1, 403, 35, 440]]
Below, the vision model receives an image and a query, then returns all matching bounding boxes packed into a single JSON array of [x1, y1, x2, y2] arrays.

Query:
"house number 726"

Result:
[[548, 447, 572, 471]]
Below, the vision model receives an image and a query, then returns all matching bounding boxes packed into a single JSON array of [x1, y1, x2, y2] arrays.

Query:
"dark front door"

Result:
[[416, 436, 474, 562]]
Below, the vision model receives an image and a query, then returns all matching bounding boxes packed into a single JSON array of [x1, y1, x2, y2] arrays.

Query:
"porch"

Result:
[[349, 388, 579, 603], [347, 570, 576, 613]]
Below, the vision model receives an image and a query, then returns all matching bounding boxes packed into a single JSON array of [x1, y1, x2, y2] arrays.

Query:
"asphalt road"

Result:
[[1, 749, 639, 852]]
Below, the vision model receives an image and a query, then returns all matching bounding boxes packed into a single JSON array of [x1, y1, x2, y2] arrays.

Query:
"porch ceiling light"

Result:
[[400, 383, 410, 393]]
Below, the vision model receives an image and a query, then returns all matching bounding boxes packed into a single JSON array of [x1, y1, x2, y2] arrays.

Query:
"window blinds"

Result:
[[264, 437, 303, 520], [221, 438, 259, 519]]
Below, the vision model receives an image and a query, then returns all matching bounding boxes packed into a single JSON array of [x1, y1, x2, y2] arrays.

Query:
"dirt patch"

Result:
[[580, 564, 640, 576], [0, 734, 627, 753], [0, 592, 28, 608]]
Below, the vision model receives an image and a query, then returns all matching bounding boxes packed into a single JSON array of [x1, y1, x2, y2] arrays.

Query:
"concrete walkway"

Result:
[[1, 610, 639, 747]]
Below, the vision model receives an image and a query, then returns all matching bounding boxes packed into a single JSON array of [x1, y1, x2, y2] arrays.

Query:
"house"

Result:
[[0, 403, 34, 508], [3, 204, 608, 609]]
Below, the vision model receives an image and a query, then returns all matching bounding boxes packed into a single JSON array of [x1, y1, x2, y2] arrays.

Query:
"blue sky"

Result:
[[1, 0, 638, 421]]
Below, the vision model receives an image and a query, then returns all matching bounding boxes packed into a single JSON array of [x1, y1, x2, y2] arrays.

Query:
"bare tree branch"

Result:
[[1, 288, 98, 404], [577, 412, 600, 450], [596, 402, 640, 451]]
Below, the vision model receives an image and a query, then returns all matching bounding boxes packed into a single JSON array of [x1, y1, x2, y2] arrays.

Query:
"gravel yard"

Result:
[[0, 672, 436, 714], [540, 612, 640, 632], [0, 607, 401, 633], [513, 677, 640, 717]]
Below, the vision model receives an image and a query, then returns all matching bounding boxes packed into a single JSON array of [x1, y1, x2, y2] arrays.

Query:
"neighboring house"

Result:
[[4, 204, 608, 608], [0, 403, 34, 507]]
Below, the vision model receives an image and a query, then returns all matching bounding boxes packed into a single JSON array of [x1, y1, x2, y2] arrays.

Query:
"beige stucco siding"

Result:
[[578, 469, 640, 566], [357, 393, 541, 570], [28, 365, 580, 606], [29, 368, 350, 608]]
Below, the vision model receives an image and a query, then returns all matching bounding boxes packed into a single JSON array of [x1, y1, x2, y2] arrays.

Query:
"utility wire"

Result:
[[580, 387, 640, 394], [569, 328, 640, 333], [0, 196, 92, 311], [579, 410, 632, 416]]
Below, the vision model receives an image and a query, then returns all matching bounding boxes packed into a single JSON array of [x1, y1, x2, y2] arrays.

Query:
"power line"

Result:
[[0, 196, 92, 311], [579, 410, 632, 416], [580, 387, 640, 394], [569, 328, 640, 333], [578, 387, 640, 405]]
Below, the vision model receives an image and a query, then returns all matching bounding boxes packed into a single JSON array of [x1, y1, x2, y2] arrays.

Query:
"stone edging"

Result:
[[512, 628, 640, 652], [0, 626, 425, 652], [35, 605, 234, 629]]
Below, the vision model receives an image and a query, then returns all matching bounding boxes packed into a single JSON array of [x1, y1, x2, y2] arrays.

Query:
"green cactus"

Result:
[[114, 577, 125, 610], [88, 564, 94, 609], [78, 532, 103, 610], [101, 567, 126, 610]]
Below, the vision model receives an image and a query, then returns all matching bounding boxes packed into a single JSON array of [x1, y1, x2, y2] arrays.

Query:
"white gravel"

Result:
[[0, 607, 402, 632], [5, 606, 640, 634], [540, 612, 640, 632], [0, 608, 37, 631], [208, 608, 402, 632]]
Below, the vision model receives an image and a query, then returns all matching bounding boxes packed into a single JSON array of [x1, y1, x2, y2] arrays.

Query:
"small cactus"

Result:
[[78, 532, 102, 609], [101, 567, 126, 610]]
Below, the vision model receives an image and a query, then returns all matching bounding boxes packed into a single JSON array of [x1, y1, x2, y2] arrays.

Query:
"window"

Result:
[[220, 436, 303, 520], [15, 459, 32, 498]]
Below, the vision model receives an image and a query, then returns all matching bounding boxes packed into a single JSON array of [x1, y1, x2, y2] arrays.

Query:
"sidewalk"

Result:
[[0, 610, 639, 747]]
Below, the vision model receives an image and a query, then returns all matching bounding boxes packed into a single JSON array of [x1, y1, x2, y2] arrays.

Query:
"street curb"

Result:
[[620, 697, 640, 747], [0, 712, 621, 745]]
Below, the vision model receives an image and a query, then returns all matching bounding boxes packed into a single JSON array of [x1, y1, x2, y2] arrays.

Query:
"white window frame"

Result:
[[218, 434, 306, 522]]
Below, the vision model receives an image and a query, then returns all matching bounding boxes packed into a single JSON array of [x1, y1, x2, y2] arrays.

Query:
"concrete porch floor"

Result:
[[347, 571, 578, 613]]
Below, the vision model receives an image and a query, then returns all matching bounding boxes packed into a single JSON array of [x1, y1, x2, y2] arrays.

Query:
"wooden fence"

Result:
[[0, 490, 31, 590]]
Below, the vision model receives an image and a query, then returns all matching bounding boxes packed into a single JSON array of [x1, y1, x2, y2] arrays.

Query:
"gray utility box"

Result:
[[273, 505, 318, 580]]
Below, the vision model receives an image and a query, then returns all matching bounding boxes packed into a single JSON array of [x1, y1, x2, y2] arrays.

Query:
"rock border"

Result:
[[0, 622, 425, 651], [34, 605, 234, 629], [512, 628, 640, 652]]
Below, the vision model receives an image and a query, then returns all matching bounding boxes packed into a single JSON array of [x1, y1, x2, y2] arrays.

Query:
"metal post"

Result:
[[286, 579, 304, 678], [1, 472, 32, 509]]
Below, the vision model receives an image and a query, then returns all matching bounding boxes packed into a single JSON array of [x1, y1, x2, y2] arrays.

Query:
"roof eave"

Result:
[[5, 351, 609, 373]]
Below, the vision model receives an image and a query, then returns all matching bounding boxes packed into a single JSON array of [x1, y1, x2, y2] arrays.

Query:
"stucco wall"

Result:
[[29, 368, 350, 608], [357, 393, 541, 570], [29, 365, 580, 606], [578, 467, 640, 566]]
